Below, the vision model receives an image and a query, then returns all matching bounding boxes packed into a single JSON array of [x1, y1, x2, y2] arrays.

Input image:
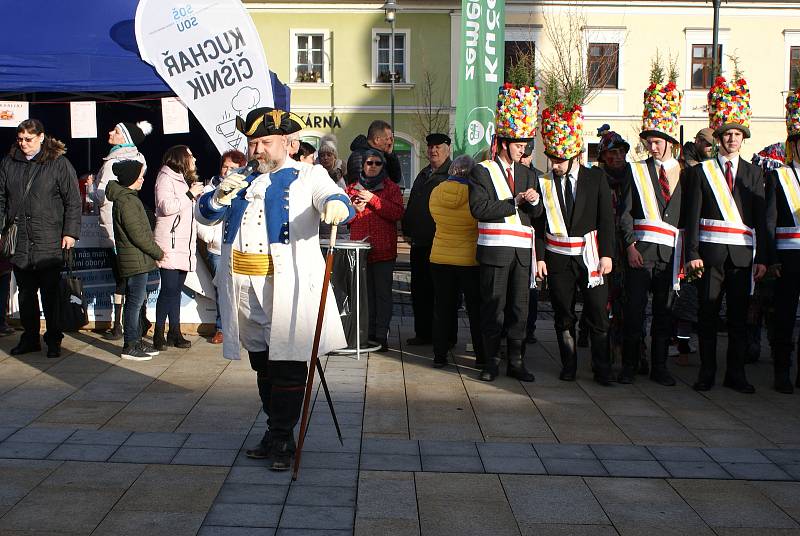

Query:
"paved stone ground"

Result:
[[3, 308, 800, 535]]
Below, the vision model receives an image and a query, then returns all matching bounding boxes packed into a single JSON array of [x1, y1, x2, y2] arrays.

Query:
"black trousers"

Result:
[[770, 271, 800, 367], [410, 245, 434, 340], [479, 257, 529, 359], [14, 264, 62, 345], [248, 349, 309, 443], [548, 258, 610, 375], [367, 260, 394, 343], [695, 259, 751, 384], [431, 263, 485, 361], [622, 261, 672, 370]]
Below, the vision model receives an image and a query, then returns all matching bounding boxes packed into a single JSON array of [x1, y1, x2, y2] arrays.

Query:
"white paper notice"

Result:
[[162, 97, 190, 134], [70, 102, 97, 138], [0, 101, 29, 128]]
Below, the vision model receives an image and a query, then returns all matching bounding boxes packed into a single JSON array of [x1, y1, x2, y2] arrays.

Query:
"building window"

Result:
[[290, 29, 330, 85], [691, 44, 722, 89], [373, 30, 409, 84], [587, 43, 619, 89], [504, 41, 535, 82], [792, 46, 800, 90]]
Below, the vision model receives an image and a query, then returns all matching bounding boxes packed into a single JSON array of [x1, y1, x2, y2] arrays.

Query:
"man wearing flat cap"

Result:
[[197, 107, 355, 470], [401, 133, 452, 347]]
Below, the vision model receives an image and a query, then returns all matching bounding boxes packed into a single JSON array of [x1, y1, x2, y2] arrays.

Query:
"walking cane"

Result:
[[292, 225, 343, 480]]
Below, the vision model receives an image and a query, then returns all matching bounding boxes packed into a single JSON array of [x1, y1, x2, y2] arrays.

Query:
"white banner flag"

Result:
[[135, 0, 274, 155]]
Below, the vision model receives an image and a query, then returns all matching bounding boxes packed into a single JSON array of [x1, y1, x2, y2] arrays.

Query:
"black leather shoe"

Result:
[[723, 378, 755, 394], [269, 439, 295, 471], [433, 355, 448, 368], [167, 333, 191, 349], [10, 341, 41, 356], [617, 368, 635, 384], [594, 374, 613, 386], [650, 370, 677, 387], [559, 369, 576, 382], [46, 344, 61, 358], [507, 360, 535, 382], [153, 326, 167, 351], [692, 380, 714, 392], [406, 336, 431, 345], [775, 379, 794, 394], [480, 368, 497, 382], [245, 432, 272, 459]]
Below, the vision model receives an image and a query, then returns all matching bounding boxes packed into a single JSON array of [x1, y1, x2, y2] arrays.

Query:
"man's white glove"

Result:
[[213, 173, 248, 206], [322, 199, 350, 225]]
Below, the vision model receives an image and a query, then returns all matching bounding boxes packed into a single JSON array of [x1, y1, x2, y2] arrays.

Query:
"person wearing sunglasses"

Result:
[[346, 149, 404, 351]]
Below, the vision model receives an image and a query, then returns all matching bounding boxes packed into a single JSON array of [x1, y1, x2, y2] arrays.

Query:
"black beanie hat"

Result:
[[113, 160, 144, 187], [117, 120, 153, 146]]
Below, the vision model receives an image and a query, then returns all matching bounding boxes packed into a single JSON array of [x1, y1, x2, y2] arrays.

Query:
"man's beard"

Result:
[[252, 153, 280, 174]]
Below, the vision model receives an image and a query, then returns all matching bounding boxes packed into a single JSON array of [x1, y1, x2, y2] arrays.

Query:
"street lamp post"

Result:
[[383, 0, 397, 129]]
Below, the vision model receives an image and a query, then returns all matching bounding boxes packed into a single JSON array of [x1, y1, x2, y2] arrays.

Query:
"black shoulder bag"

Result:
[[59, 248, 88, 332], [0, 165, 39, 259]]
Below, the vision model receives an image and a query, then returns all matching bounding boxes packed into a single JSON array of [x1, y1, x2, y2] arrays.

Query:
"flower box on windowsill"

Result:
[[364, 82, 415, 90]]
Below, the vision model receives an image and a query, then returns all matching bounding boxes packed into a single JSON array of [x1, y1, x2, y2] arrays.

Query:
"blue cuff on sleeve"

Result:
[[325, 193, 356, 224], [198, 191, 227, 221]]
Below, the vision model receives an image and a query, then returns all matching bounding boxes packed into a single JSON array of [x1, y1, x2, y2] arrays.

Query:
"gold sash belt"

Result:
[[232, 250, 273, 275]]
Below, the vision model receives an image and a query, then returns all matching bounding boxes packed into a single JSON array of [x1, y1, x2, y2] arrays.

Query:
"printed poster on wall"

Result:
[[70, 101, 98, 139], [0, 101, 29, 128], [161, 96, 190, 134]]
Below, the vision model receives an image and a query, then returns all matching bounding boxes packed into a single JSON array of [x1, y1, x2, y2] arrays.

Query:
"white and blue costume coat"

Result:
[[196, 158, 355, 362]]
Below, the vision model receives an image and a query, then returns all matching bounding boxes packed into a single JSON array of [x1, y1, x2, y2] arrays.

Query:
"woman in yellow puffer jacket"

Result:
[[428, 155, 485, 368]]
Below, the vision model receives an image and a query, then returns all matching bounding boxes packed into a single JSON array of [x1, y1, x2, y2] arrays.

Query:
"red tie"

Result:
[[658, 165, 671, 204], [725, 160, 734, 192], [506, 167, 514, 194]]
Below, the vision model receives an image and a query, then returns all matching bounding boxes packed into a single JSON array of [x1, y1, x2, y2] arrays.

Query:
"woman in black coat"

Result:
[[0, 119, 81, 358]]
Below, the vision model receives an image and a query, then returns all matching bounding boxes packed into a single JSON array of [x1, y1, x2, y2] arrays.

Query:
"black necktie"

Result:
[[563, 176, 574, 222]]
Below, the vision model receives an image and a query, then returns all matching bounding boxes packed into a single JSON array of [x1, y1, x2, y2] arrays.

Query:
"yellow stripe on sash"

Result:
[[479, 160, 521, 225], [631, 162, 660, 221], [538, 173, 568, 236], [778, 167, 800, 227], [702, 160, 742, 224], [232, 250, 274, 276]]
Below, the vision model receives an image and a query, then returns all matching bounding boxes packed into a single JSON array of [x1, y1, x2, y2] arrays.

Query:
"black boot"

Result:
[[590, 332, 613, 386], [268, 385, 304, 471], [506, 339, 534, 382], [153, 325, 167, 351], [167, 328, 191, 349], [650, 336, 676, 386], [556, 329, 577, 381], [480, 357, 501, 382], [618, 339, 640, 384], [773, 350, 793, 394], [140, 306, 152, 337], [693, 335, 717, 391], [10, 334, 41, 355], [104, 303, 124, 340], [246, 368, 273, 459]]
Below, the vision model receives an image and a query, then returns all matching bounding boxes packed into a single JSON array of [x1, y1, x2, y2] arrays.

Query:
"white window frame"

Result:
[[784, 30, 800, 92], [582, 27, 626, 91], [684, 28, 730, 93], [289, 28, 332, 88], [370, 28, 412, 87], [393, 130, 419, 190]]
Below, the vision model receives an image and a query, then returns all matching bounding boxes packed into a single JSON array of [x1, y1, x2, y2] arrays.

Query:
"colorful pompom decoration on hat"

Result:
[[641, 81, 682, 144], [786, 87, 800, 141], [495, 83, 540, 140], [540, 103, 584, 160], [708, 76, 752, 138]]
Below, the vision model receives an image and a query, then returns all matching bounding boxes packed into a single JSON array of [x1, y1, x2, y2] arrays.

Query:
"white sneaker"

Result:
[[121, 345, 153, 361]]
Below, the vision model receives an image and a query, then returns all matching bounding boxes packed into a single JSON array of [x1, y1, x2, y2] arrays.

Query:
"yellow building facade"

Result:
[[246, 0, 800, 179]]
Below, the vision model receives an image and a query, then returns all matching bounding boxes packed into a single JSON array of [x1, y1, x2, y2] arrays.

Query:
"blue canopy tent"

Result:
[[0, 0, 290, 105], [0, 0, 290, 186]]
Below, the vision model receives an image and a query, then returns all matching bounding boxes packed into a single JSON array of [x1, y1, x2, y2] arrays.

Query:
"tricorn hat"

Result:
[[495, 83, 540, 141], [235, 107, 303, 138], [708, 76, 752, 139]]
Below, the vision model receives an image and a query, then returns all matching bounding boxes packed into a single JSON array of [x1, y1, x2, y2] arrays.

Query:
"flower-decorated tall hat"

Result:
[[786, 87, 800, 143], [540, 103, 584, 160], [641, 80, 682, 145], [495, 83, 540, 141], [708, 76, 752, 138]]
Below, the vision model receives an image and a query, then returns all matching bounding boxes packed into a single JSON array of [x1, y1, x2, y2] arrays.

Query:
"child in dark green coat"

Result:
[[106, 160, 164, 361]]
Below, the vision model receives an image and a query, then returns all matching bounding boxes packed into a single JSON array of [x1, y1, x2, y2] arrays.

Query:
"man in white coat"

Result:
[[196, 107, 354, 471]]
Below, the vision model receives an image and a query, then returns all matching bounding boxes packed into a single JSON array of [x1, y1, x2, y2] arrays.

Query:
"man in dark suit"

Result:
[[618, 81, 685, 386], [535, 104, 615, 385], [469, 85, 542, 382], [685, 77, 767, 393], [765, 89, 800, 393]]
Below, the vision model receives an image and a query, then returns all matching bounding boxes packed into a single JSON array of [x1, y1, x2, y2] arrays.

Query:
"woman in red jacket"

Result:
[[346, 149, 404, 351]]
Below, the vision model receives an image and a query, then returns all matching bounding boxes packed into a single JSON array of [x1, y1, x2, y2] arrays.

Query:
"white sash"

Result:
[[630, 161, 661, 221], [701, 159, 743, 225], [776, 167, 800, 250], [538, 172, 568, 237], [545, 231, 604, 288], [479, 160, 521, 225], [477, 222, 538, 289], [776, 227, 800, 250]]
